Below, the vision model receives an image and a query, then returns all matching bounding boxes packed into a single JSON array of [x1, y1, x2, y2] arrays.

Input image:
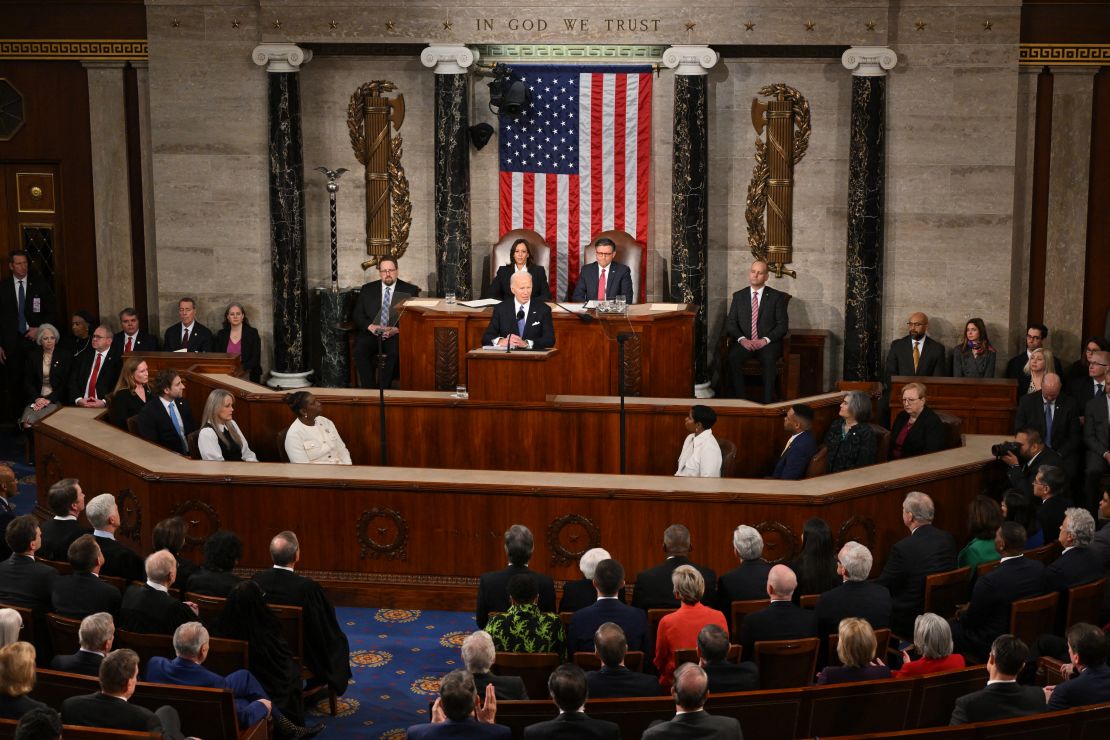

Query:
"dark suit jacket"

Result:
[[0, 554, 58, 610], [38, 518, 89, 561], [1045, 547, 1102, 632], [523, 710, 621, 739], [771, 430, 817, 480], [185, 568, 241, 598], [586, 665, 663, 698], [1047, 663, 1110, 710], [0, 275, 55, 352], [109, 388, 149, 429], [481, 299, 555, 349], [23, 347, 72, 405], [1014, 392, 1081, 461], [66, 349, 121, 404], [567, 598, 649, 653], [110, 330, 160, 356], [0, 500, 12, 562], [642, 710, 743, 739], [704, 660, 760, 694], [487, 264, 551, 302], [52, 571, 122, 618], [558, 578, 618, 614], [950, 681, 1046, 724], [162, 321, 213, 352], [118, 583, 196, 635], [62, 693, 162, 733], [886, 335, 947, 380], [876, 524, 958, 637], [136, 396, 196, 455], [476, 564, 557, 628], [815, 580, 892, 640], [1037, 495, 1071, 544], [1007, 447, 1064, 505], [406, 717, 511, 739], [352, 279, 420, 334], [50, 650, 104, 677], [0, 694, 47, 721], [953, 556, 1045, 658], [472, 670, 528, 700], [889, 407, 946, 459], [717, 561, 773, 611], [1083, 394, 1110, 467], [725, 285, 789, 347], [632, 556, 718, 611], [571, 261, 634, 304], [738, 600, 819, 661], [213, 325, 262, 383], [1069, 377, 1104, 418], [95, 535, 145, 584], [1006, 351, 1064, 381]]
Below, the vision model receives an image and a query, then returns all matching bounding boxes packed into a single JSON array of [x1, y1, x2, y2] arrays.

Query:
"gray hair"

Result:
[[1063, 508, 1096, 547], [172, 622, 209, 659], [144, 549, 176, 584], [461, 630, 495, 673], [270, 531, 299, 566], [732, 525, 764, 561], [672, 564, 705, 604], [36, 323, 60, 346], [0, 608, 21, 647], [912, 612, 954, 659], [843, 390, 873, 423], [837, 541, 873, 582], [903, 491, 935, 524], [504, 524, 534, 565], [78, 613, 115, 651], [509, 271, 533, 288], [578, 547, 611, 580], [85, 493, 118, 529]]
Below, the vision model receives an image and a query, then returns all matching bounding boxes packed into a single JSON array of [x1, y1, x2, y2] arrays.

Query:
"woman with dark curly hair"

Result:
[[185, 530, 243, 597], [789, 517, 840, 597], [951, 318, 996, 378], [824, 391, 877, 473], [957, 495, 1003, 574], [283, 392, 351, 465]]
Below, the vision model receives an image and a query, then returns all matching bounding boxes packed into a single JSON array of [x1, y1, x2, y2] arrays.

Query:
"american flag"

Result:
[[498, 65, 652, 300]]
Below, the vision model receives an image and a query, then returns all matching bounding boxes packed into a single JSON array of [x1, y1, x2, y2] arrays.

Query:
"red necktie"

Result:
[[86, 352, 103, 399], [182, 327, 191, 348], [597, 268, 607, 301], [750, 290, 760, 340], [125, 336, 133, 353]]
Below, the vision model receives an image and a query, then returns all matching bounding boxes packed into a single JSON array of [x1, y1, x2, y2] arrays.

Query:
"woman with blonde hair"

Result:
[[198, 389, 258, 461], [816, 618, 892, 684], [109, 356, 151, 429], [0, 642, 47, 719], [1021, 347, 1055, 395]]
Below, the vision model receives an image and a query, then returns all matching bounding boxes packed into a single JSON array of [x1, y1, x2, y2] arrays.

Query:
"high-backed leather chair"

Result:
[[489, 229, 552, 282], [580, 230, 644, 303]]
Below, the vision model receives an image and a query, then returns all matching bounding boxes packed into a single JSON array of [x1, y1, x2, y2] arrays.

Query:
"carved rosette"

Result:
[[169, 500, 221, 551], [837, 515, 876, 551], [546, 514, 601, 566], [433, 327, 460, 391], [622, 335, 642, 396], [116, 489, 142, 543], [357, 507, 408, 560], [755, 520, 797, 564]]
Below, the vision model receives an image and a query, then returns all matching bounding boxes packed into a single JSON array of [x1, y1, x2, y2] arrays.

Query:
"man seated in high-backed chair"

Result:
[[571, 237, 634, 305], [725, 260, 789, 403]]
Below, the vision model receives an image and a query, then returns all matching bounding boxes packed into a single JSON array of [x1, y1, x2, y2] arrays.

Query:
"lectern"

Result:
[[465, 348, 560, 403]]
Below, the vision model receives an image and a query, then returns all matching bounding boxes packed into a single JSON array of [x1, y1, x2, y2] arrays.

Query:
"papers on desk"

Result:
[[552, 303, 589, 313], [405, 299, 441, 307], [459, 298, 500, 308], [649, 303, 686, 311]]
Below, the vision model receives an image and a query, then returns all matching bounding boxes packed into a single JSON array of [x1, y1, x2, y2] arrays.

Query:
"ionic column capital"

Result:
[[662, 45, 719, 76], [252, 43, 312, 73], [841, 46, 898, 77], [420, 45, 479, 74]]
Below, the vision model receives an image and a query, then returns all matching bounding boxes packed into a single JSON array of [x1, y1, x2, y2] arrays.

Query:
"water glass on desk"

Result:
[[455, 384, 467, 399], [445, 292, 456, 304], [616, 295, 626, 312]]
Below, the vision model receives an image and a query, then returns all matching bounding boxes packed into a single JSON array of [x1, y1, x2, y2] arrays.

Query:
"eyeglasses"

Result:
[[92, 333, 111, 340], [902, 397, 922, 404], [596, 251, 615, 257]]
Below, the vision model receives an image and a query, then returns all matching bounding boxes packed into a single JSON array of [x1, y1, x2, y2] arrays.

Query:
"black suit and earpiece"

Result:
[[352, 278, 420, 388]]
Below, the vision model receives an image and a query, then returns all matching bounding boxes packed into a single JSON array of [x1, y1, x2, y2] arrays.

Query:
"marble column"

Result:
[[841, 47, 897, 382], [83, 61, 135, 321], [421, 45, 479, 299], [663, 45, 719, 396], [132, 61, 160, 333], [253, 44, 313, 387]]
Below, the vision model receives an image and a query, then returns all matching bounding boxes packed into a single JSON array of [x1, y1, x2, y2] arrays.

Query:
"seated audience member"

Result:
[[816, 618, 892, 685], [14, 706, 61, 740], [1014, 373, 1080, 480], [1045, 622, 1110, 710], [185, 529, 243, 597], [1021, 347, 1056, 396], [485, 237, 551, 302], [559, 546, 613, 613], [567, 558, 647, 654], [889, 382, 945, 459], [1045, 508, 1102, 631], [461, 630, 527, 700], [476, 524, 556, 628], [655, 565, 729, 688], [111, 307, 159, 355], [38, 478, 89, 561], [62, 648, 185, 739], [894, 613, 966, 677], [486, 574, 565, 656], [885, 312, 947, 381], [162, 296, 213, 352], [198, 389, 258, 462], [824, 390, 877, 473], [790, 517, 840, 597], [739, 564, 819, 663], [19, 323, 68, 429], [0, 465, 17, 561], [950, 318, 996, 378], [0, 515, 57, 611], [815, 541, 892, 641], [0, 642, 46, 720], [632, 523, 717, 610], [1002, 488, 1044, 548], [86, 492, 145, 584], [59, 310, 94, 364], [951, 522, 1045, 661], [136, 368, 196, 456], [1034, 465, 1072, 544], [957, 495, 1004, 574], [571, 237, 634, 305], [1071, 346, 1110, 415], [108, 357, 150, 430], [697, 623, 758, 693], [950, 634, 1044, 724], [770, 403, 817, 480], [480, 271, 555, 350], [1001, 428, 1064, 505], [0, 609, 21, 647], [725, 260, 789, 404], [406, 670, 506, 739], [153, 516, 199, 593], [717, 524, 773, 610], [51, 535, 121, 618], [1006, 322, 1063, 380], [283, 391, 351, 465], [524, 663, 620, 739], [67, 324, 120, 409], [586, 622, 661, 699], [1065, 336, 1110, 387], [213, 302, 262, 384], [642, 663, 742, 740], [118, 551, 198, 635], [252, 531, 352, 698], [50, 612, 113, 677], [213, 581, 306, 725], [876, 492, 958, 638], [1092, 485, 1110, 622], [675, 405, 722, 477]]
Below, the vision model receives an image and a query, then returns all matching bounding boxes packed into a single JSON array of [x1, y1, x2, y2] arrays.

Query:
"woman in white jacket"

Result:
[[283, 391, 352, 465]]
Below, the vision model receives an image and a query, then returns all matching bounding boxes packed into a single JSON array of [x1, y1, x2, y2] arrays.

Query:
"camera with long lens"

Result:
[[991, 441, 1021, 459]]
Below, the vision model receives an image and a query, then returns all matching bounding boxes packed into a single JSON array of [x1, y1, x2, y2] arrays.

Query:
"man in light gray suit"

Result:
[[642, 662, 743, 739]]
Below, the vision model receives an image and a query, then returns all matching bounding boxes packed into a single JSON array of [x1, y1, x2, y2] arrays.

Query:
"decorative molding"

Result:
[[623, 335, 642, 396], [755, 520, 797, 564], [420, 45, 478, 74], [475, 44, 666, 63], [356, 507, 409, 560], [662, 45, 719, 76], [169, 499, 221, 551], [837, 515, 876, 551], [0, 39, 147, 61], [251, 43, 312, 73], [1019, 44, 1110, 67], [841, 46, 898, 77], [433, 327, 459, 391], [546, 514, 601, 566]]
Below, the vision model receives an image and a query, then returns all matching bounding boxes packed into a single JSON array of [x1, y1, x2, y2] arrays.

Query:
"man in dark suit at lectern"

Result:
[[482, 272, 555, 350], [726, 260, 789, 403], [352, 256, 420, 389]]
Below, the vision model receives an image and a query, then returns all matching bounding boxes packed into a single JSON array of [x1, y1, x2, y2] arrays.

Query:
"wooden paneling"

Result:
[[889, 376, 1019, 435], [789, 329, 830, 397], [1083, 68, 1110, 343], [466, 348, 557, 403], [1021, 2, 1110, 45], [0, 1, 147, 40]]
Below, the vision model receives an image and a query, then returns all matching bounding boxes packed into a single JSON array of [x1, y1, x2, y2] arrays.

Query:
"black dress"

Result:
[[824, 420, 877, 473], [109, 388, 150, 429]]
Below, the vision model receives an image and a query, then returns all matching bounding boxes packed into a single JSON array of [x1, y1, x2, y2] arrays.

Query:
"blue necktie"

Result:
[[1044, 402, 1053, 447], [516, 306, 526, 338], [16, 280, 26, 333], [380, 286, 392, 325], [168, 402, 186, 452]]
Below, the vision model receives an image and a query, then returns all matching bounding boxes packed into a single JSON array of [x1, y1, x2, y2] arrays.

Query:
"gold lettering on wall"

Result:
[[473, 17, 660, 32]]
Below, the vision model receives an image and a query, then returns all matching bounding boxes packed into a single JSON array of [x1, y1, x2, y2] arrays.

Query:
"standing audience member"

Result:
[[1083, 356, 1110, 510], [485, 574, 565, 656], [697, 623, 759, 693], [642, 663, 742, 739], [586, 623, 661, 699], [1065, 336, 1110, 387], [950, 635, 1045, 724], [86, 492, 145, 584], [162, 296, 213, 352], [1014, 373, 1081, 483], [49, 612, 113, 677], [825, 390, 877, 473], [770, 404, 817, 479], [632, 524, 717, 610], [108, 358, 151, 430], [951, 318, 996, 378], [405, 669, 506, 739], [0, 642, 46, 719], [351, 257, 420, 389], [522, 663, 620, 739], [717, 524, 773, 609], [957, 495, 1003, 574], [476, 524, 556, 629], [461, 630, 527, 701], [19, 323, 68, 429], [135, 368, 195, 456], [61, 649, 185, 739], [889, 383, 946, 459], [1071, 347, 1110, 420], [51, 535, 121, 618], [213, 302, 262, 383], [894, 613, 965, 677], [110, 307, 159, 355], [738, 564, 818, 664], [654, 565, 729, 689], [197, 389, 258, 462], [789, 517, 840, 597], [1, 251, 56, 421], [282, 392, 351, 465], [1045, 623, 1110, 709], [816, 618, 892, 685], [1005, 323, 1063, 379], [675, 405, 723, 478], [886, 312, 947, 381], [37, 477, 88, 561]]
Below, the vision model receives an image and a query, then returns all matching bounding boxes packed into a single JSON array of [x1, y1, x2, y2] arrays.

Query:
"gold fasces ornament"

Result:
[[347, 80, 412, 270], [745, 83, 811, 279]]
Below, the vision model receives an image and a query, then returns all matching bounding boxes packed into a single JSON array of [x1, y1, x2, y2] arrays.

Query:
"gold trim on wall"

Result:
[[1019, 44, 1110, 67], [0, 39, 148, 61]]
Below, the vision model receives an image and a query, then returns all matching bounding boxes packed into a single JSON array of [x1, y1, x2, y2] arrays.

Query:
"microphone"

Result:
[[552, 299, 594, 322], [508, 307, 525, 354]]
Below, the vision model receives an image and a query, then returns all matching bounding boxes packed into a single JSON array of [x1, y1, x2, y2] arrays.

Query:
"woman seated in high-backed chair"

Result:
[[486, 238, 550, 302], [198, 388, 258, 462], [824, 390, 877, 473], [283, 391, 351, 465]]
